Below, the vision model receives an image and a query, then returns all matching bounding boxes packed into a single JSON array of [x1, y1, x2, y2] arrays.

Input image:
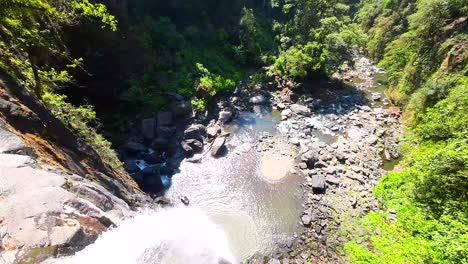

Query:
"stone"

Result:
[[141, 118, 156, 140], [211, 136, 227, 157], [170, 100, 192, 117], [180, 196, 190, 205], [151, 137, 169, 150], [180, 141, 194, 155], [311, 175, 326, 192], [301, 214, 313, 226], [281, 109, 292, 118], [185, 139, 203, 152], [218, 110, 233, 123], [124, 141, 146, 152], [290, 104, 311, 116], [156, 126, 176, 139], [371, 93, 382, 101], [290, 137, 300, 146], [301, 150, 319, 167], [249, 95, 267, 105], [365, 135, 378, 145], [157, 111, 173, 126], [277, 103, 286, 110], [124, 160, 140, 173], [268, 258, 281, 264], [184, 124, 206, 140], [207, 125, 221, 138], [325, 175, 340, 185]]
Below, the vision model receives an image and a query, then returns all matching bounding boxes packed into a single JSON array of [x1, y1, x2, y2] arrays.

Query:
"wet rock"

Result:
[[124, 141, 146, 152], [249, 95, 267, 105], [211, 136, 227, 157], [218, 110, 233, 123], [277, 102, 286, 110], [141, 118, 156, 140], [124, 160, 140, 173], [184, 124, 206, 140], [311, 175, 326, 193], [290, 104, 311, 116]]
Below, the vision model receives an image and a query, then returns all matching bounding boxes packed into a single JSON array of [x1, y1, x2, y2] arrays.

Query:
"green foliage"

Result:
[[269, 0, 366, 79], [237, 7, 276, 65], [42, 92, 123, 170], [347, 0, 468, 262], [0, 0, 117, 97], [195, 63, 237, 96], [191, 98, 207, 113]]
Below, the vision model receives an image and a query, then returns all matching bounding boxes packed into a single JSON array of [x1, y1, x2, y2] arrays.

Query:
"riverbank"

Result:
[[93, 51, 402, 263]]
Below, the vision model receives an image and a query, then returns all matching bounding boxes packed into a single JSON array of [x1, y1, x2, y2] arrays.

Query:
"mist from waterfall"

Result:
[[52, 208, 236, 264]]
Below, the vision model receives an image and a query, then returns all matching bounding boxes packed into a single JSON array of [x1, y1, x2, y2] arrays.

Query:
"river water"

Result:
[[165, 111, 302, 261]]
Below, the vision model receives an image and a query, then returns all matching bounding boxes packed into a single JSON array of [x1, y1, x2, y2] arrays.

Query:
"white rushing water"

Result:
[[52, 208, 236, 264]]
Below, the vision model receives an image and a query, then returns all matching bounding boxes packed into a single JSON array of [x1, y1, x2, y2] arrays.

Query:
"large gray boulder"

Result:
[[249, 95, 267, 105], [184, 124, 206, 140], [218, 110, 233, 123], [290, 104, 311, 116], [211, 136, 227, 157]]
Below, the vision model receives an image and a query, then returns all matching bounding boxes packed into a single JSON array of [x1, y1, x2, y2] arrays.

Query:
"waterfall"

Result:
[[51, 208, 236, 264]]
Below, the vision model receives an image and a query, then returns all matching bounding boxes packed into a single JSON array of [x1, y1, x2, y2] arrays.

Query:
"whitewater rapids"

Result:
[[49, 208, 236, 264]]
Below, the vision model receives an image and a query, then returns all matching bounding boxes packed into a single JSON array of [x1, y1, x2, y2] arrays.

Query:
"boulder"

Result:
[[185, 139, 203, 152], [124, 160, 140, 173], [281, 109, 292, 118], [218, 110, 233, 123], [124, 141, 146, 152], [371, 93, 382, 101], [290, 104, 311, 116], [157, 111, 173, 126], [249, 95, 267, 105], [141, 118, 156, 140], [301, 150, 319, 167], [180, 141, 194, 155], [207, 125, 221, 138], [184, 124, 206, 140], [326, 175, 340, 185], [151, 137, 169, 151], [211, 136, 227, 157], [311, 175, 325, 193], [156, 126, 176, 139]]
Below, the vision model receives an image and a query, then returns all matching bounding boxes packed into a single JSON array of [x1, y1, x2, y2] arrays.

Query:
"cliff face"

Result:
[[0, 71, 150, 263]]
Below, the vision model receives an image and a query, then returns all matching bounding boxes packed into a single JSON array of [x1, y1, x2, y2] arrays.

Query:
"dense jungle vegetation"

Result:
[[0, 0, 466, 263]]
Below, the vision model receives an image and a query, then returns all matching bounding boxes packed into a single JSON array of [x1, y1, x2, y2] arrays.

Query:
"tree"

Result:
[[0, 0, 117, 97]]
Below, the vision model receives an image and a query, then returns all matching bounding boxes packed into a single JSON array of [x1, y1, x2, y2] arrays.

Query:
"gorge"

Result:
[[0, 0, 466, 263]]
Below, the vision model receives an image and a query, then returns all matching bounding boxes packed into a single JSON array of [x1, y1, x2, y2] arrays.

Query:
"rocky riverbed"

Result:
[[112, 52, 402, 263]]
